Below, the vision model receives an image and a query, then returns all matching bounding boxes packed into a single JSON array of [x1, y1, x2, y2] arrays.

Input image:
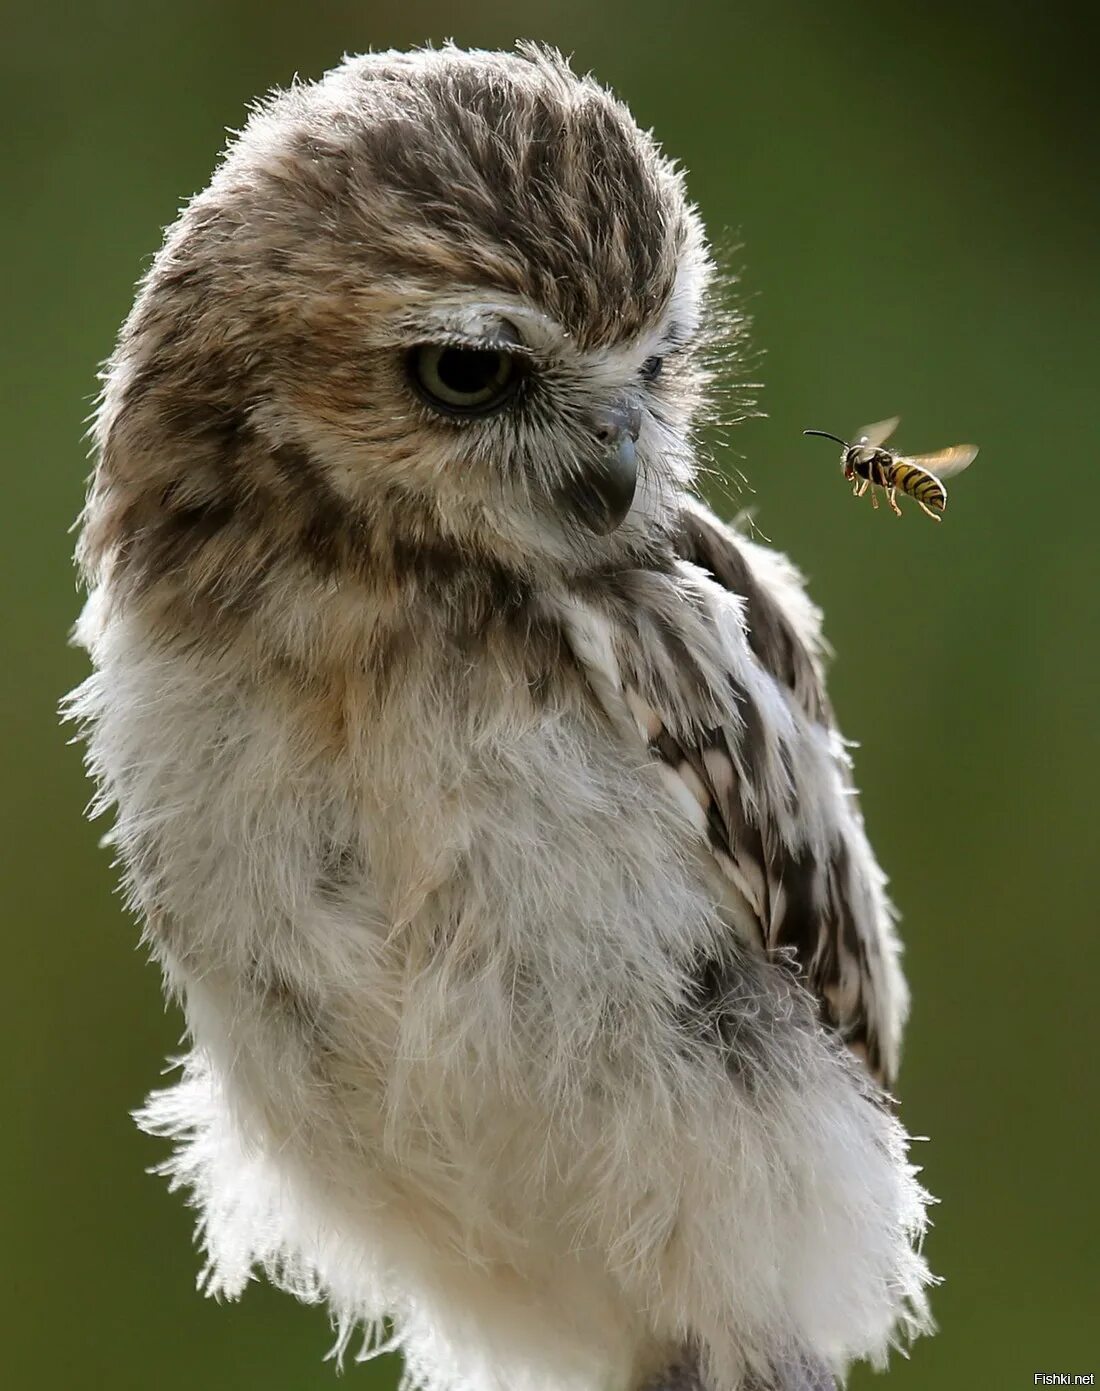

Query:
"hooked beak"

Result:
[[560, 401, 643, 536]]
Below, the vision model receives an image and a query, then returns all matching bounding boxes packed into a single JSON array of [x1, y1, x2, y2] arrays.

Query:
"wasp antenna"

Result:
[[802, 429, 850, 448]]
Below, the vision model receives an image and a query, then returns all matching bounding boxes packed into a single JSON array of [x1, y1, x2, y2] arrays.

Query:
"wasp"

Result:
[[803, 417, 978, 521]]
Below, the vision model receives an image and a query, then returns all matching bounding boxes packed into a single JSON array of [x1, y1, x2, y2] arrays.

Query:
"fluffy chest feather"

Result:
[[73, 592, 738, 1116]]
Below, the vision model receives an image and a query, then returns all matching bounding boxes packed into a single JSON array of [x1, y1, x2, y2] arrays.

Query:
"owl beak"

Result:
[[563, 402, 642, 536]]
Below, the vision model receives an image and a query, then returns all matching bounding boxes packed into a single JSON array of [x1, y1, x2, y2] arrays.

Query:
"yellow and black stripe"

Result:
[[890, 461, 947, 512]]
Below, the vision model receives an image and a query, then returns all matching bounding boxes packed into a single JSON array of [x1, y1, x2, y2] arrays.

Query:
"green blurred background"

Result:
[[3, 1, 1097, 1386]]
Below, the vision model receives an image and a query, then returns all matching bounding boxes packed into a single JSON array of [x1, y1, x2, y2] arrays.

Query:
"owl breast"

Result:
[[74, 572, 929, 1383], [82, 603, 742, 1220]]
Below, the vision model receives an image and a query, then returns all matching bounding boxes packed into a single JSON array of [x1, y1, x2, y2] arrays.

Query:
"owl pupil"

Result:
[[409, 341, 519, 416], [437, 348, 502, 394]]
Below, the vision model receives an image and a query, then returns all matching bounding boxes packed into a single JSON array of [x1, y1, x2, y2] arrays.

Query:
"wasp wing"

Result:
[[854, 416, 901, 448], [906, 444, 978, 479]]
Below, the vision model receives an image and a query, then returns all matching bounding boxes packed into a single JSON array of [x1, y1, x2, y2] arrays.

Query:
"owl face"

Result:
[[270, 263, 709, 560], [87, 45, 717, 607]]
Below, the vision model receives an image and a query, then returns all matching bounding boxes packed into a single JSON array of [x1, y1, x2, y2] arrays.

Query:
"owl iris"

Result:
[[409, 342, 521, 416]]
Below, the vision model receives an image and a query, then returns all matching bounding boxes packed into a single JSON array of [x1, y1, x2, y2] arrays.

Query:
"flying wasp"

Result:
[[803, 417, 978, 521]]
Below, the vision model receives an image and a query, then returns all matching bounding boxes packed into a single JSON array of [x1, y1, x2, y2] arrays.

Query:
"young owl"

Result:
[[68, 44, 931, 1391]]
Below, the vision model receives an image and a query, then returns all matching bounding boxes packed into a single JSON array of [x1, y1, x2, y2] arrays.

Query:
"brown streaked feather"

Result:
[[673, 504, 831, 725], [576, 508, 896, 1084], [635, 682, 887, 1080]]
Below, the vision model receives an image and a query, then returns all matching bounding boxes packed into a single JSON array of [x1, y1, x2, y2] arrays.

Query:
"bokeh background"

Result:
[[4, 1, 1097, 1387]]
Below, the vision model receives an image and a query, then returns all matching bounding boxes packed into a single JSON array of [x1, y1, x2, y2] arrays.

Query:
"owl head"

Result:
[[83, 45, 724, 627]]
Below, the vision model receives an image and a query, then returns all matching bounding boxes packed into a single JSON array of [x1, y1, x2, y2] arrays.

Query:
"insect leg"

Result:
[[887, 485, 903, 517], [917, 499, 943, 522]]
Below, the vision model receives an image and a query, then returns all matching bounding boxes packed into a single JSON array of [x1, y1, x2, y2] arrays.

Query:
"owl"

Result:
[[68, 44, 932, 1391]]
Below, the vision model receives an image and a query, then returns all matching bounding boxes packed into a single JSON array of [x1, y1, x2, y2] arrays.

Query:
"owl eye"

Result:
[[639, 355, 664, 383], [408, 343, 521, 416]]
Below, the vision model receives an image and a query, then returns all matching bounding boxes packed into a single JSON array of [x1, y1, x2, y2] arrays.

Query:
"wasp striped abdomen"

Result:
[[889, 461, 947, 516]]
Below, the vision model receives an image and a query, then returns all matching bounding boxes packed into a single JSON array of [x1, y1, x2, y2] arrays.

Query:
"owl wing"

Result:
[[564, 498, 906, 1086]]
